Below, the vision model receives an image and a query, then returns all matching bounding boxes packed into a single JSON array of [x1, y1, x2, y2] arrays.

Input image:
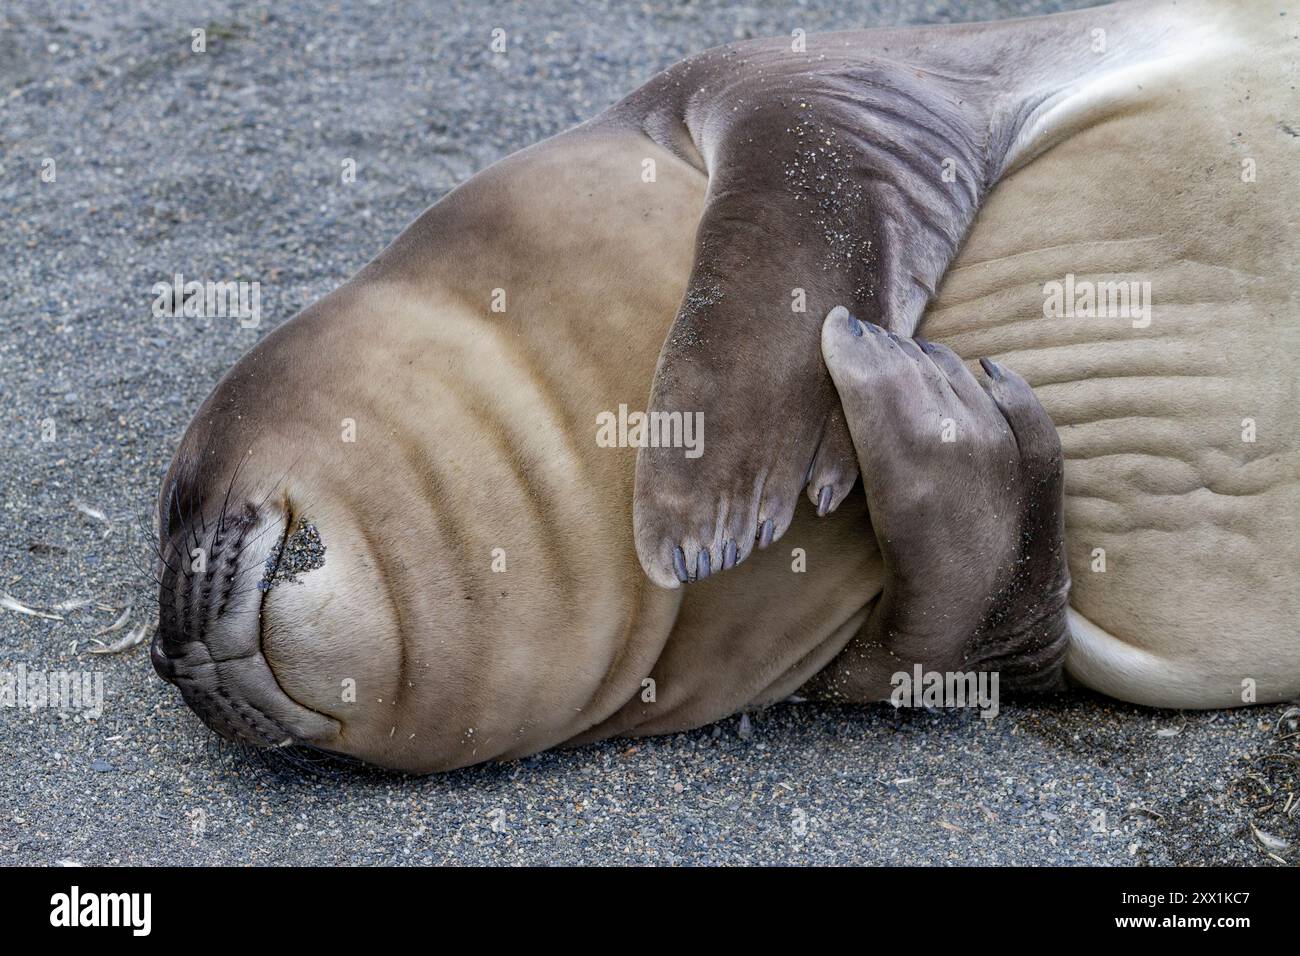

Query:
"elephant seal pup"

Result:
[[152, 0, 1299, 773]]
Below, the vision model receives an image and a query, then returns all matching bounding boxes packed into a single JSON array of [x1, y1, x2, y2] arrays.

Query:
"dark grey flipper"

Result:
[[603, 6, 1184, 589], [803, 307, 1071, 701]]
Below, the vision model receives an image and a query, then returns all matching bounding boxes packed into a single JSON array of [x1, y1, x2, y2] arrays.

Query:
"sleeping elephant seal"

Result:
[[152, 0, 1299, 772]]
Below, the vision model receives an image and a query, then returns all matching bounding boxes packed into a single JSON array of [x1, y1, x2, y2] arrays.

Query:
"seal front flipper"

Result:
[[630, 46, 994, 588], [803, 308, 1070, 701]]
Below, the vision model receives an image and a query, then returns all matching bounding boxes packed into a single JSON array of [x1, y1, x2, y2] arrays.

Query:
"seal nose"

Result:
[[152, 499, 339, 748]]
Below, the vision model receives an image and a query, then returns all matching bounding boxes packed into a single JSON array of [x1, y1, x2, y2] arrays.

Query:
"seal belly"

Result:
[[921, 2, 1300, 705]]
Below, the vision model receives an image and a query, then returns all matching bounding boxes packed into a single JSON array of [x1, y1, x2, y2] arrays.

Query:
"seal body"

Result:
[[153, 0, 1299, 772]]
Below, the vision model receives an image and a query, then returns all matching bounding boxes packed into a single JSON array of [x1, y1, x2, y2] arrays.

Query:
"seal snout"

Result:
[[152, 496, 339, 749]]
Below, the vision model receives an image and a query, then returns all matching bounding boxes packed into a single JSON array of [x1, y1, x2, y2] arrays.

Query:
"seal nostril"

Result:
[[258, 514, 326, 592]]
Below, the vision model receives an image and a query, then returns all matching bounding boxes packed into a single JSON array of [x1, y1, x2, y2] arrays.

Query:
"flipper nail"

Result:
[[817, 485, 833, 516], [672, 546, 689, 582]]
